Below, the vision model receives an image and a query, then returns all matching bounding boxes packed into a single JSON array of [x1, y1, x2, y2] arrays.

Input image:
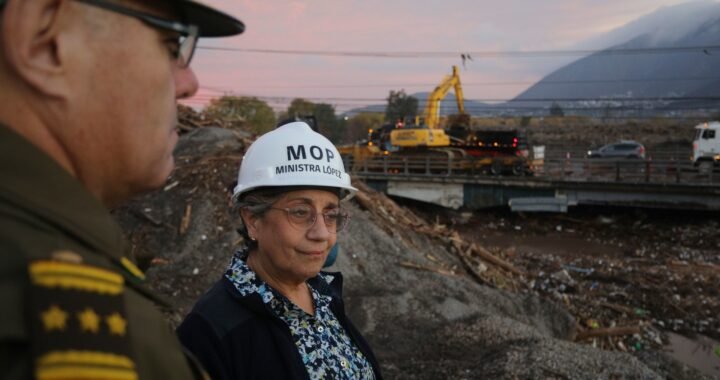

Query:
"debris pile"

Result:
[[440, 207, 720, 354], [351, 181, 526, 291], [350, 182, 720, 359], [527, 251, 720, 350], [177, 105, 243, 134]]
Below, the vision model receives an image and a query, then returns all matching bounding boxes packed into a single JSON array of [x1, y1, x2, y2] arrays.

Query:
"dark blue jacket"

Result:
[[176, 274, 383, 380]]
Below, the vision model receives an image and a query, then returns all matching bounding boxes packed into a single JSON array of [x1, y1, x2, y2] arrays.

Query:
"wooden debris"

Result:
[[575, 325, 642, 341], [667, 260, 720, 273], [351, 179, 525, 290], [470, 243, 525, 276], [599, 302, 636, 315], [163, 181, 180, 192], [398, 261, 457, 276], [150, 257, 170, 266], [351, 180, 425, 249], [353, 190, 375, 211], [452, 241, 491, 285], [179, 203, 192, 235]]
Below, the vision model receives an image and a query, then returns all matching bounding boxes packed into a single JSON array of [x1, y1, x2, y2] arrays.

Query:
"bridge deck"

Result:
[[349, 157, 720, 211]]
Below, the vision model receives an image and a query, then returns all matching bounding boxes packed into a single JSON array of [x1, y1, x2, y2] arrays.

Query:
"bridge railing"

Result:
[[346, 155, 720, 185], [539, 158, 720, 185], [348, 155, 499, 176]]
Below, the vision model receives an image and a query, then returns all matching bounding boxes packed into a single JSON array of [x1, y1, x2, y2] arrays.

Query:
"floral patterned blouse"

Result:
[[225, 250, 376, 380]]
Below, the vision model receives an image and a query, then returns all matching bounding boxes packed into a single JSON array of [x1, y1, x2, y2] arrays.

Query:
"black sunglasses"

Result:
[[74, 0, 199, 67]]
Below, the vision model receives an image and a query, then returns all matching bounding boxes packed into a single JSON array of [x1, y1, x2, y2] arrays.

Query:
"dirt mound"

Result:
[[113, 127, 712, 379]]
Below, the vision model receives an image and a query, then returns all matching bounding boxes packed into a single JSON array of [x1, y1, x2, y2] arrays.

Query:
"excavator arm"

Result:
[[389, 66, 465, 148], [424, 65, 464, 129]]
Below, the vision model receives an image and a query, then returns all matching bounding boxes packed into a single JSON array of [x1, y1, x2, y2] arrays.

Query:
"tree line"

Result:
[[201, 91, 572, 144], [201, 89, 422, 144]]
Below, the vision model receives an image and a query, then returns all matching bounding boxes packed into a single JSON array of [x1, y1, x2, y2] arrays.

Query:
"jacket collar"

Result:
[[221, 254, 345, 318], [0, 125, 127, 258]]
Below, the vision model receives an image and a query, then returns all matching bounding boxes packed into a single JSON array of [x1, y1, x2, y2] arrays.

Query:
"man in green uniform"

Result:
[[0, 0, 243, 378]]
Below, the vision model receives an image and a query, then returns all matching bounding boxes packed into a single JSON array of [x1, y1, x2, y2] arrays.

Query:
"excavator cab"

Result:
[[368, 123, 400, 152]]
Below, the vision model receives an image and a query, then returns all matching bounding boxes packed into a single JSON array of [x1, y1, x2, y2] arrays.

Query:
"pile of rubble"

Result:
[[348, 180, 719, 363], [532, 252, 718, 332], [352, 181, 526, 290], [177, 104, 247, 134], [436, 207, 720, 360]]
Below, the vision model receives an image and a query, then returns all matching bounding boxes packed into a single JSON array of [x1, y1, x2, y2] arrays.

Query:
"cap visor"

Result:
[[179, 1, 245, 37]]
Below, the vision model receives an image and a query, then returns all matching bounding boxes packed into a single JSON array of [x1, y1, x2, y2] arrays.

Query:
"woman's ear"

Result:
[[240, 208, 259, 238]]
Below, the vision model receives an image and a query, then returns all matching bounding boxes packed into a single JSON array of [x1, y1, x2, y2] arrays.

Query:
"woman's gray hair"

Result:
[[234, 187, 288, 250]]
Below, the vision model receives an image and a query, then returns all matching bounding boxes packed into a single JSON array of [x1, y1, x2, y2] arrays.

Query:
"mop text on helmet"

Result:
[[232, 122, 357, 202]]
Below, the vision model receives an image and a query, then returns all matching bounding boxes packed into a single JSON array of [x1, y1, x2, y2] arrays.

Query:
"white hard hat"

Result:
[[232, 122, 357, 203]]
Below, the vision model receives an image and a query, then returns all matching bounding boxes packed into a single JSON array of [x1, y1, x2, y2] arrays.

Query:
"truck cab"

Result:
[[693, 121, 720, 164]]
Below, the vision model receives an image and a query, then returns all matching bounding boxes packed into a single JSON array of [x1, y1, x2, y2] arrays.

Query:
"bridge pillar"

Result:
[[387, 181, 464, 209]]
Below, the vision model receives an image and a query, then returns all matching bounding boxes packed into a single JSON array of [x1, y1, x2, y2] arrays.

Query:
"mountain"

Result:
[[512, 1, 720, 115], [345, 1, 720, 118]]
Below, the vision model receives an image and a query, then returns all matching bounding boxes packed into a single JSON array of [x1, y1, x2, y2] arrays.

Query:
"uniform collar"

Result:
[[0, 125, 127, 258]]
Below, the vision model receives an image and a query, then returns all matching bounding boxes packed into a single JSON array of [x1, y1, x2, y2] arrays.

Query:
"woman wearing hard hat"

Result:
[[177, 122, 382, 380]]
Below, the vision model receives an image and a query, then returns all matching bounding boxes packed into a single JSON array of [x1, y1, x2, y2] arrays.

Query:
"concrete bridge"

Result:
[[349, 157, 720, 212]]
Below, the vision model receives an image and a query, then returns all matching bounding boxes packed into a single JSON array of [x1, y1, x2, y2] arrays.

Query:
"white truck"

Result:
[[692, 121, 720, 165]]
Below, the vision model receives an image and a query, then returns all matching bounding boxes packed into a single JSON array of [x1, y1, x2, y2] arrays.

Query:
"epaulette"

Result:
[[27, 251, 138, 380]]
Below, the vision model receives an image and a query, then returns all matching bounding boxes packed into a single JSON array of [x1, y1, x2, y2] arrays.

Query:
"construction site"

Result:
[[112, 106, 720, 379]]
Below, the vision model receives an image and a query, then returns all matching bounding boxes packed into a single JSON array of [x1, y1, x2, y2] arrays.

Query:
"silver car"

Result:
[[587, 141, 646, 159]]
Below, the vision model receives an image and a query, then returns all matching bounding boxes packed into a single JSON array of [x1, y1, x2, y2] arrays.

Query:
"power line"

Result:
[[411, 104, 720, 110], [197, 45, 720, 59], [197, 76, 720, 91], [180, 98, 711, 111], [187, 94, 720, 103]]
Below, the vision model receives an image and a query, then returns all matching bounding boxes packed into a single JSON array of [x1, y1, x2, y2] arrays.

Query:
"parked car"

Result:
[[587, 141, 646, 159]]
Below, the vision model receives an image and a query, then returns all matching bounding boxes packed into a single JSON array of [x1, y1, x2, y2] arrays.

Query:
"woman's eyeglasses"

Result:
[[269, 205, 349, 233]]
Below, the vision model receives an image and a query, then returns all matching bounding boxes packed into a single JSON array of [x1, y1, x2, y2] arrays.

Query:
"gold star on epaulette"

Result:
[[41, 305, 68, 332], [106, 312, 127, 336], [78, 308, 100, 334]]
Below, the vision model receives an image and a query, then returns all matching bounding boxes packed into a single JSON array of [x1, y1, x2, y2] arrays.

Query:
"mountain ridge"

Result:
[[345, 1, 720, 117]]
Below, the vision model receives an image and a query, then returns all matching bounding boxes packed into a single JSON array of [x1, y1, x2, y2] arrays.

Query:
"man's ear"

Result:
[[1, 0, 74, 96]]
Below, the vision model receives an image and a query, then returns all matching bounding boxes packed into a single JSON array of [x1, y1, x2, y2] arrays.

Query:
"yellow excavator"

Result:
[[389, 65, 465, 147], [339, 66, 531, 176]]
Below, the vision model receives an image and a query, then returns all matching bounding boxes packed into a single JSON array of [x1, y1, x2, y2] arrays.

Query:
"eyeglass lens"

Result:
[[283, 205, 348, 233], [178, 27, 199, 67]]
